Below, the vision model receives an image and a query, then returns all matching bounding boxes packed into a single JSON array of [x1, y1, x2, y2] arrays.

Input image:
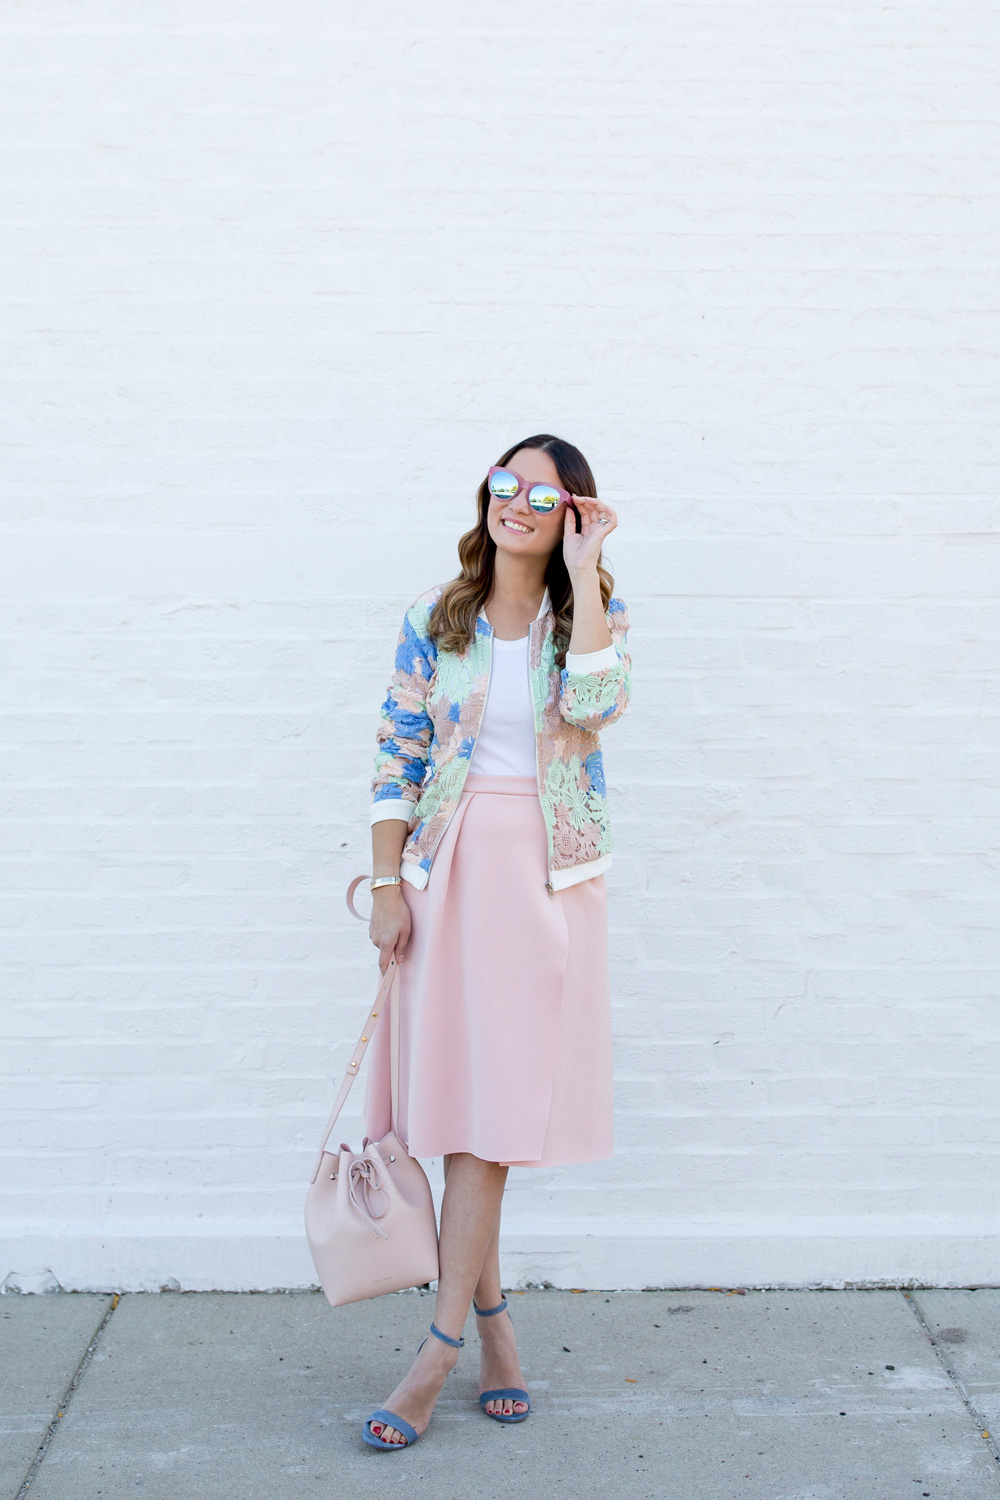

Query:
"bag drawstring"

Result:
[[347, 1155, 389, 1239]]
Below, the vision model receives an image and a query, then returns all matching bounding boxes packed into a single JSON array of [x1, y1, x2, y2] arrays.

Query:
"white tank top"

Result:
[[467, 634, 537, 777]]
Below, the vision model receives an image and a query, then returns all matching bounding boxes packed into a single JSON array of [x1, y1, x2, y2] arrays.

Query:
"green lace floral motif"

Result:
[[415, 745, 469, 822], [430, 640, 471, 705], [562, 669, 621, 716], [543, 755, 612, 858]]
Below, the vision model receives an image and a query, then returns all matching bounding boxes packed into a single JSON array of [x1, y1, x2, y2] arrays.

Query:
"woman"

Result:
[[360, 432, 632, 1449]]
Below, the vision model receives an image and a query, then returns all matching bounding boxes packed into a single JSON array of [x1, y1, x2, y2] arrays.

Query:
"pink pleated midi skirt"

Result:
[[363, 773, 614, 1168]]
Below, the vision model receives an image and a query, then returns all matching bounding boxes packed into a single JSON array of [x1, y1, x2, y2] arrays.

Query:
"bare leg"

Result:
[[473, 1195, 504, 1309], [368, 1152, 508, 1446], [471, 1189, 530, 1418]]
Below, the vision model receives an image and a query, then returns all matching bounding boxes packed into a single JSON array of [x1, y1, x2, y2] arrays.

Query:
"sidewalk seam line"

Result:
[[903, 1290, 1000, 1483], [14, 1292, 122, 1499]]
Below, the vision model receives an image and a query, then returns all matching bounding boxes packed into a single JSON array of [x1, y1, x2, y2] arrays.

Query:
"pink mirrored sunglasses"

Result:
[[487, 465, 579, 515]]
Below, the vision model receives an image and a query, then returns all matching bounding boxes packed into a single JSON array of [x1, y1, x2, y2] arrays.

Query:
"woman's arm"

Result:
[[559, 497, 631, 730], [372, 817, 408, 880], [566, 566, 614, 657], [371, 602, 435, 818], [559, 596, 632, 731], [368, 598, 436, 967]]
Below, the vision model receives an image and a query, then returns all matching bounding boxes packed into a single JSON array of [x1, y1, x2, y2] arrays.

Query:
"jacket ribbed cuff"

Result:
[[564, 642, 620, 672], [370, 799, 417, 826]]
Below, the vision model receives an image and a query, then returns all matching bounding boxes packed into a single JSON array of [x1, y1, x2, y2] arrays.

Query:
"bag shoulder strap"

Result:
[[308, 875, 403, 1184]]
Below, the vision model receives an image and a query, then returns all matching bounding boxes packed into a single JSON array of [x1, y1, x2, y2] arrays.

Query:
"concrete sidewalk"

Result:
[[3, 1289, 999, 1499]]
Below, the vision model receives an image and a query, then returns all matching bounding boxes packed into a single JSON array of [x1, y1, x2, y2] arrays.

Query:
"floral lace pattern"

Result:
[[372, 584, 631, 883]]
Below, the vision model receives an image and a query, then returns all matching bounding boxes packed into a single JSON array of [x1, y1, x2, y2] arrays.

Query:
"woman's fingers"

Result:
[[373, 923, 409, 972], [564, 497, 617, 572], [570, 495, 617, 534], [377, 938, 399, 973]]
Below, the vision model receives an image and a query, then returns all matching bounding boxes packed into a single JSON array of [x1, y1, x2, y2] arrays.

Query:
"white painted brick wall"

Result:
[[2, 1, 999, 1291]]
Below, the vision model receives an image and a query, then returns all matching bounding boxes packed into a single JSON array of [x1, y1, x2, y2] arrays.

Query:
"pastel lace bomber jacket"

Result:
[[370, 581, 632, 894]]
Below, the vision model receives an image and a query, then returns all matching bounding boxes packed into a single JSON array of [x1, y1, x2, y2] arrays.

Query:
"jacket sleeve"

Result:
[[557, 595, 632, 732], [370, 601, 436, 824]]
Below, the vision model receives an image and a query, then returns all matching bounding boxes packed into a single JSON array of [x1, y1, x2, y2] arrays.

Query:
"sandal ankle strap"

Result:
[[473, 1296, 509, 1318], [429, 1321, 465, 1347]]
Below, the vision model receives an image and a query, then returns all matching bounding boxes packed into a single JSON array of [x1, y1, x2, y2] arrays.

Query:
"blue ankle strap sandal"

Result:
[[362, 1322, 465, 1450], [474, 1296, 532, 1423]]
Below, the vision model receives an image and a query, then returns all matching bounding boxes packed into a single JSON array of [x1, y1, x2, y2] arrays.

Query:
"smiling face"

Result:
[[486, 447, 572, 560]]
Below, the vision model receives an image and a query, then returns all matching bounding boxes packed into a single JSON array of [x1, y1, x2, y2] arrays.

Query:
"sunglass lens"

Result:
[[527, 485, 561, 513], [489, 469, 519, 499]]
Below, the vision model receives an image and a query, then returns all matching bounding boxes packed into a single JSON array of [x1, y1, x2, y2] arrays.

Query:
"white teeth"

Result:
[[502, 519, 531, 533]]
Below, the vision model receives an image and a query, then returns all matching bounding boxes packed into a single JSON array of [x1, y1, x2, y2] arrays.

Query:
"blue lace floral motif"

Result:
[[584, 751, 606, 796]]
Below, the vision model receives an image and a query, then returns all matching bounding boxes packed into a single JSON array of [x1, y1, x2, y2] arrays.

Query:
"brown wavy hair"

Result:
[[428, 434, 614, 670]]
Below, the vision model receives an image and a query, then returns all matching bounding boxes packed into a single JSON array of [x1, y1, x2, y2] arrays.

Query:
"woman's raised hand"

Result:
[[562, 496, 618, 575]]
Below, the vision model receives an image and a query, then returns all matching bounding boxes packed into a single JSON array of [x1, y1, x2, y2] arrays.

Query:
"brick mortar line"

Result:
[[14, 1291, 121, 1499], [902, 1289, 1000, 1483]]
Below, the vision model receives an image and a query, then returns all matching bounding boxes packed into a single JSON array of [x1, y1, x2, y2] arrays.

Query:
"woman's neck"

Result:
[[490, 552, 548, 613]]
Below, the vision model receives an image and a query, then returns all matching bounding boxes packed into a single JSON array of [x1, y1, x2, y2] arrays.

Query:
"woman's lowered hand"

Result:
[[369, 886, 411, 973]]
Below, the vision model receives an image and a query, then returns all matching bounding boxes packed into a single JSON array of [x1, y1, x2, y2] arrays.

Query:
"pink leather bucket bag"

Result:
[[303, 875, 440, 1307]]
